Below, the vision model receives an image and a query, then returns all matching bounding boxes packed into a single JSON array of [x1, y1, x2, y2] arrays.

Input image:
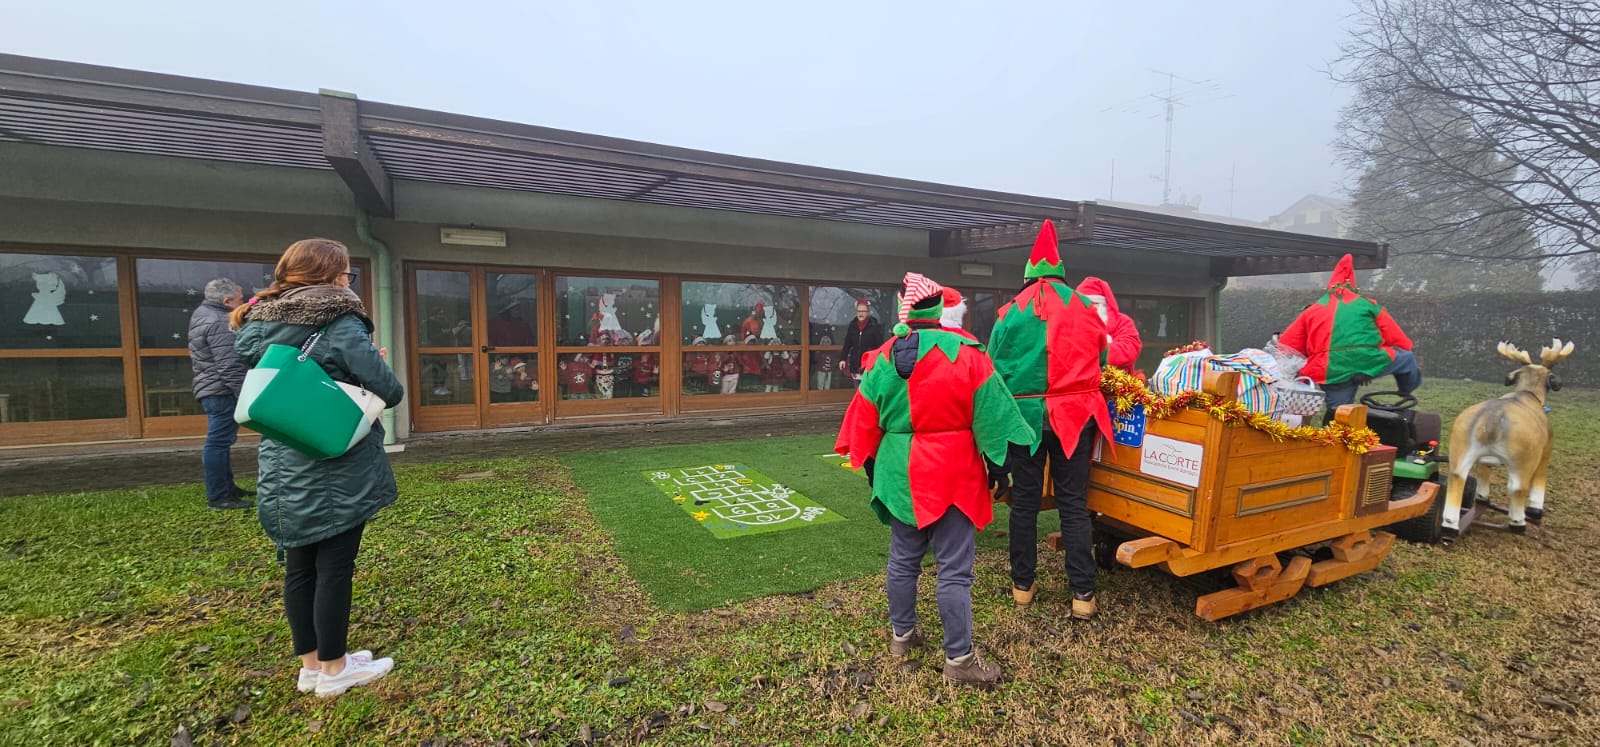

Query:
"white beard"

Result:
[[941, 300, 968, 329]]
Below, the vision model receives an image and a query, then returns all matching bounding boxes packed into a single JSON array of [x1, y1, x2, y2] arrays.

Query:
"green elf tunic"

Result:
[[1279, 254, 1414, 386]]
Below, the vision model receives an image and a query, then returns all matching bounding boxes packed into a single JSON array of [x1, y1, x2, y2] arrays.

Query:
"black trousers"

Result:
[[1007, 423, 1098, 596], [283, 523, 365, 661]]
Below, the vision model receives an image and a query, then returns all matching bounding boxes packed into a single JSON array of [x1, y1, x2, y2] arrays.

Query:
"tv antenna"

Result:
[[1101, 70, 1232, 206]]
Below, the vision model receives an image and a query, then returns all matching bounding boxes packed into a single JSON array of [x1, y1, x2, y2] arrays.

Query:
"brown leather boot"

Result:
[[943, 649, 1002, 687], [889, 628, 925, 657], [1011, 584, 1035, 608], [1071, 591, 1097, 620]]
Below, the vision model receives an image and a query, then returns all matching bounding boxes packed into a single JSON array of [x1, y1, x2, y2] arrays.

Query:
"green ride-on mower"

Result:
[[1355, 391, 1477, 544]]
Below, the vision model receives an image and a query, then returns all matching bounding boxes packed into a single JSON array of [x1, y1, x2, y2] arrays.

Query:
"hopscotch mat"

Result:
[[645, 464, 846, 539], [815, 453, 866, 476]]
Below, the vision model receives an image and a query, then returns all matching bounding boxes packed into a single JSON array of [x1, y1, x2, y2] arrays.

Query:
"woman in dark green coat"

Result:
[[232, 238, 405, 698]]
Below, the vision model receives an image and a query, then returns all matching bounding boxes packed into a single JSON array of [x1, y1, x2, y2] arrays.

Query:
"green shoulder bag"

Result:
[[234, 328, 386, 459]]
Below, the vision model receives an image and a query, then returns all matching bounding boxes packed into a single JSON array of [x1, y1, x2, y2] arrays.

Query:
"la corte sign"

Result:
[[1139, 434, 1204, 487]]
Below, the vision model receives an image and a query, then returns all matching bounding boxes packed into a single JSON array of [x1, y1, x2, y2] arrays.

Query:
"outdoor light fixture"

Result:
[[959, 262, 993, 277], [439, 226, 508, 247]]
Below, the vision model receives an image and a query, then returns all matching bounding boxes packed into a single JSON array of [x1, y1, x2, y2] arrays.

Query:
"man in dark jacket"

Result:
[[837, 300, 886, 385], [189, 278, 252, 509]]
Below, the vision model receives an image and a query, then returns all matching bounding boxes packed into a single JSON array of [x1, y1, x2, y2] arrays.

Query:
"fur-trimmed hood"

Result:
[[238, 285, 371, 330]]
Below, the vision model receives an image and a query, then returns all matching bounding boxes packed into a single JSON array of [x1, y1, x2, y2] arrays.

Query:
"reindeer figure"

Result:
[[1442, 339, 1575, 534]]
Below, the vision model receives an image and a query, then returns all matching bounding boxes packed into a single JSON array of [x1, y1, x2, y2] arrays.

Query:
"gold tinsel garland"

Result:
[[1100, 366, 1381, 453]]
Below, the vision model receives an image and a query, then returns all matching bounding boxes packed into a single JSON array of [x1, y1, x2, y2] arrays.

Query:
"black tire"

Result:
[[1386, 475, 1476, 545], [1091, 524, 1125, 571]]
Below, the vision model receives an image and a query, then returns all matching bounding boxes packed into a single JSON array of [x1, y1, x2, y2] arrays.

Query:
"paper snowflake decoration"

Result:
[[89, 314, 99, 321], [186, 288, 198, 296]]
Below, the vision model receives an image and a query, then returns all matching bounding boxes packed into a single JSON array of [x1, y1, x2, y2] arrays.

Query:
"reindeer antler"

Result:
[[1498, 341, 1533, 365], [1539, 338, 1576, 368]]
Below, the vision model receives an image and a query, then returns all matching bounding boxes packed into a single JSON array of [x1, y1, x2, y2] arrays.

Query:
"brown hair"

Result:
[[229, 238, 350, 329]]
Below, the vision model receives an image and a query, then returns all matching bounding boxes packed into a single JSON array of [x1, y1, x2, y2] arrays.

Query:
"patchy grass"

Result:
[[0, 381, 1596, 745]]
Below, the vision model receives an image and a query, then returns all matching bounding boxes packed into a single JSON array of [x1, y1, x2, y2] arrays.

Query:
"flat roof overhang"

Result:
[[0, 53, 1385, 277]]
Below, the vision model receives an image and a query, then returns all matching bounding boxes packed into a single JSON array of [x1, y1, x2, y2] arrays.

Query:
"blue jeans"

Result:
[[199, 394, 240, 501], [1323, 349, 1422, 409]]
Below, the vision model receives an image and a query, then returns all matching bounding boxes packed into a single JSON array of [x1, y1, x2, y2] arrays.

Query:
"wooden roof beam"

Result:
[[1212, 245, 1389, 278], [929, 203, 1093, 258], [320, 90, 394, 218]]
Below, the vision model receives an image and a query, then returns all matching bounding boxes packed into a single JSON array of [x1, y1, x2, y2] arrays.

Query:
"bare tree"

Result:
[[1334, 0, 1600, 264]]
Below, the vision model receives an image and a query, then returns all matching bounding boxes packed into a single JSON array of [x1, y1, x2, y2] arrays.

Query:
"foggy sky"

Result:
[[2, 0, 1361, 222]]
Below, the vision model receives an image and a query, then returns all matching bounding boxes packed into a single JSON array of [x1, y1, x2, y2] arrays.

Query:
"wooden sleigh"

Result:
[[999, 370, 1436, 621]]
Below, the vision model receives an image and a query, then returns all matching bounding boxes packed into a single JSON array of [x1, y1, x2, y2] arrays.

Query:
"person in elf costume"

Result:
[[1277, 253, 1419, 411], [835, 272, 1035, 686], [939, 286, 979, 342], [1076, 276, 1143, 376], [988, 219, 1111, 620]]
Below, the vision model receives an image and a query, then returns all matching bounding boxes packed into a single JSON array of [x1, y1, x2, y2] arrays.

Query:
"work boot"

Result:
[[1071, 591, 1097, 620], [942, 649, 1002, 687], [889, 628, 925, 657], [208, 496, 252, 510], [1011, 583, 1035, 608]]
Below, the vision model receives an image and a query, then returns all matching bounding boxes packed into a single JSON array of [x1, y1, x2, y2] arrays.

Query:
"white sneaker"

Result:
[[297, 650, 371, 693], [314, 651, 392, 698]]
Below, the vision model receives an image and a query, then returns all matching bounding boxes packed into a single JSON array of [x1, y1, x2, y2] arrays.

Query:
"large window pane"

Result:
[[681, 281, 799, 345], [0, 358, 125, 422], [555, 277, 660, 346], [417, 270, 473, 349], [558, 352, 652, 400], [418, 353, 474, 406], [135, 258, 276, 348], [486, 273, 538, 347], [141, 357, 203, 416], [807, 286, 896, 346], [0, 253, 121, 349]]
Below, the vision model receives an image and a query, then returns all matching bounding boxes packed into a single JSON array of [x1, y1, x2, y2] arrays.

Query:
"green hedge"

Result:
[[1220, 289, 1600, 387]]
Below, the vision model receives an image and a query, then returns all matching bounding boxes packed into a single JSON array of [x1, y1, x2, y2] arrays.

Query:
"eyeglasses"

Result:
[[341, 271, 358, 283]]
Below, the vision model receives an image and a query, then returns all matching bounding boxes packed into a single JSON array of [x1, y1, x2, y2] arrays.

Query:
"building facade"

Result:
[[0, 56, 1384, 452]]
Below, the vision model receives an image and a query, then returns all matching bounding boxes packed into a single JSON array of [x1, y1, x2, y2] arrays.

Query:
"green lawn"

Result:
[[0, 380, 1596, 745], [562, 436, 1029, 611]]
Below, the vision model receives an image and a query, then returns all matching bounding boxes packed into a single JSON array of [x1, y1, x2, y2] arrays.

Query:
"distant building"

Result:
[[1264, 195, 1350, 239]]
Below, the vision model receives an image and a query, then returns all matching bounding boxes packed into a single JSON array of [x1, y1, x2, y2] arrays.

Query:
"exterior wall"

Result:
[[1, 145, 1219, 450]]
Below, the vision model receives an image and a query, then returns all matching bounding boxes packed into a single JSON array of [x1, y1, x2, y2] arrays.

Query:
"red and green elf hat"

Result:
[[893, 272, 945, 337], [1024, 219, 1066, 280]]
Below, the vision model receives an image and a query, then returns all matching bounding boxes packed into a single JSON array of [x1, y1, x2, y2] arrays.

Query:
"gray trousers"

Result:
[[887, 507, 976, 660]]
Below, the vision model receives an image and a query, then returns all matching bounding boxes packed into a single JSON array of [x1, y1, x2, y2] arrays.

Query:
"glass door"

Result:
[[409, 265, 549, 432]]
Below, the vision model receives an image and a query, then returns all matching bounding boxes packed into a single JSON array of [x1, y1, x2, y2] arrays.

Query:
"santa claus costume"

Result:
[[834, 272, 1033, 685], [1076, 276, 1143, 376], [939, 286, 979, 342], [987, 220, 1110, 620]]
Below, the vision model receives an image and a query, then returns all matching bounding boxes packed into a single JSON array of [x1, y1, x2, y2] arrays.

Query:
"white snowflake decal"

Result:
[[186, 288, 197, 296], [89, 314, 99, 321], [172, 333, 181, 339]]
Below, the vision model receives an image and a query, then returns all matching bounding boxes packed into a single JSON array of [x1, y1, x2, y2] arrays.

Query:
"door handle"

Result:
[[481, 345, 497, 353]]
